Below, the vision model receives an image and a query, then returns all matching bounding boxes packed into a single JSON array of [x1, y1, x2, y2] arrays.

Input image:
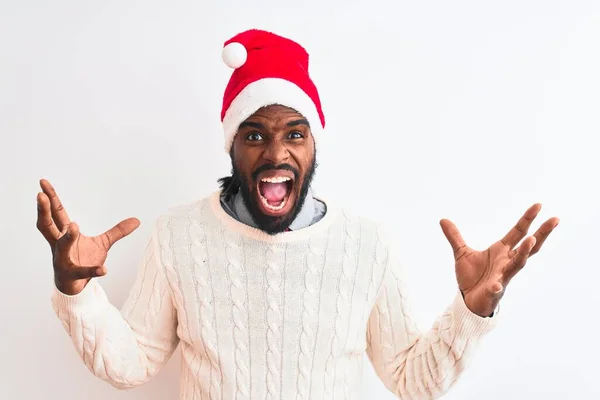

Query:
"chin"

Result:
[[250, 185, 299, 235], [240, 172, 303, 235]]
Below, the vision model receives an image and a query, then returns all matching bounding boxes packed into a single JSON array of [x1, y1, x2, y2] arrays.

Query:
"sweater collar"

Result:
[[211, 190, 336, 243]]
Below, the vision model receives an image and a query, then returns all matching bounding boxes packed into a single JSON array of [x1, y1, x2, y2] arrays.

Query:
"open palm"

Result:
[[440, 204, 559, 317], [36, 179, 140, 295], [59, 227, 112, 274]]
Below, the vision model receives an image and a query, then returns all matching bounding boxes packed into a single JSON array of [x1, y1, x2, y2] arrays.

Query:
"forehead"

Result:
[[246, 105, 304, 122]]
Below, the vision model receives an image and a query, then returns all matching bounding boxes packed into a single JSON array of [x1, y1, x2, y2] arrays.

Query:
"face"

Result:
[[231, 105, 317, 234]]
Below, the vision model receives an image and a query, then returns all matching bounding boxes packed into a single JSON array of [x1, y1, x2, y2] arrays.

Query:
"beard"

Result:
[[231, 156, 317, 235]]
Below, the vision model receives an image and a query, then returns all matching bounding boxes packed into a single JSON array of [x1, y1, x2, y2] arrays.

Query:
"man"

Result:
[[37, 29, 558, 399]]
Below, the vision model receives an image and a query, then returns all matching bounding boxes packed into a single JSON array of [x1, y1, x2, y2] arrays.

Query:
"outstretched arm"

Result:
[[366, 249, 495, 399], [37, 179, 179, 389], [51, 236, 179, 389], [367, 203, 558, 399]]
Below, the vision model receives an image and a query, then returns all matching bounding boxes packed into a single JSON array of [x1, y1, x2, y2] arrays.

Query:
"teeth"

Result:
[[261, 176, 291, 183], [260, 195, 287, 211]]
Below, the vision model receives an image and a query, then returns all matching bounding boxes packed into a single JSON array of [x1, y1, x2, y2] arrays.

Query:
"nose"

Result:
[[262, 140, 290, 165]]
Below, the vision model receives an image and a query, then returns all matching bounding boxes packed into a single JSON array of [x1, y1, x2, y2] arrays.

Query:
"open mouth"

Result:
[[256, 172, 295, 215]]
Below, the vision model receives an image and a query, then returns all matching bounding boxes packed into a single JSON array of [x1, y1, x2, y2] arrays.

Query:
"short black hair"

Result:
[[218, 147, 239, 201], [217, 174, 239, 200]]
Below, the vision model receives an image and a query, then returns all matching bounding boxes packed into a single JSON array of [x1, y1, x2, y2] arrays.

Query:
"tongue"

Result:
[[261, 182, 288, 204]]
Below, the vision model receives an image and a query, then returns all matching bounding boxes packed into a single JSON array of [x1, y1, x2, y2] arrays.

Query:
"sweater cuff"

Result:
[[451, 291, 498, 339], [51, 279, 107, 315]]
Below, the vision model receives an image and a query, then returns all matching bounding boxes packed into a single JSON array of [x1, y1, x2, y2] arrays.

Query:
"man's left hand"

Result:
[[439, 204, 559, 317]]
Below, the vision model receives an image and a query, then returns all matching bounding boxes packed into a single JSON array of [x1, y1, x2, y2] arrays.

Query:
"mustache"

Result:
[[252, 163, 299, 181]]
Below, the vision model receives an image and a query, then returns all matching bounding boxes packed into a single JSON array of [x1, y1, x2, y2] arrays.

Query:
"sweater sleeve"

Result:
[[366, 246, 497, 399], [50, 235, 179, 390]]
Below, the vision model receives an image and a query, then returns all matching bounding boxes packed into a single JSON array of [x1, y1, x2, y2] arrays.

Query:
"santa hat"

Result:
[[220, 29, 325, 153]]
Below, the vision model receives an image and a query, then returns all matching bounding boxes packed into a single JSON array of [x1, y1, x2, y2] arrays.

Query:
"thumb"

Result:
[[440, 219, 467, 256], [58, 222, 80, 253], [485, 281, 504, 300], [103, 217, 140, 249], [466, 281, 503, 317]]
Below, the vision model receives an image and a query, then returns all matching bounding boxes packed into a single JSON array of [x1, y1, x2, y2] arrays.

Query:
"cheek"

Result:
[[233, 147, 259, 178], [302, 143, 316, 167], [293, 149, 314, 176]]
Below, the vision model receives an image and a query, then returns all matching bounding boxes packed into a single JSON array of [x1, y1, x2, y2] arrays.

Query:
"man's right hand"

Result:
[[36, 179, 140, 295]]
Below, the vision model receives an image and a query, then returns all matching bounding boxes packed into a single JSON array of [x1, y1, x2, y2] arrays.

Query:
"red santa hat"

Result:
[[220, 29, 326, 153]]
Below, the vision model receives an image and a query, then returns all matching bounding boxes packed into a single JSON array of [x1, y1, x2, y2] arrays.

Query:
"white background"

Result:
[[1, 1, 599, 399]]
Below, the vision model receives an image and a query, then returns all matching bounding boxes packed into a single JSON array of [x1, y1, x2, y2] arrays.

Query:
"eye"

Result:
[[246, 132, 263, 141], [288, 131, 304, 139]]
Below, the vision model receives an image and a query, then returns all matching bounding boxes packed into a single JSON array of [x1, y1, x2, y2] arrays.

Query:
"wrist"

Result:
[[54, 275, 88, 296], [461, 290, 496, 318]]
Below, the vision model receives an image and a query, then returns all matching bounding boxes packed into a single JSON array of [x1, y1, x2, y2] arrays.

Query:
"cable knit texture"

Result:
[[265, 242, 283, 399], [51, 191, 497, 399]]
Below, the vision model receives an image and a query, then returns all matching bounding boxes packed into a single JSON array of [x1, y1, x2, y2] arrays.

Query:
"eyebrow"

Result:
[[238, 121, 265, 130], [287, 118, 310, 128], [238, 118, 310, 130]]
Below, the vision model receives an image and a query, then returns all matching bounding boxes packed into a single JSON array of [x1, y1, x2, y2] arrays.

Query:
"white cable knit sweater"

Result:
[[51, 191, 497, 399]]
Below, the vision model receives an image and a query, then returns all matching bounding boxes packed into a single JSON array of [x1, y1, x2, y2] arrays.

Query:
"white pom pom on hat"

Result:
[[221, 42, 247, 69]]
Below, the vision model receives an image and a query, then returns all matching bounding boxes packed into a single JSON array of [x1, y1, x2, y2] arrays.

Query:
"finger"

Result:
[[529, 217, 560, 256], [501, 203, 541, 249], [57, 222, 80, 257], [36, 192, 61, 244], [103, 218, 140, 249], [440, 219, 468, 258], [481, 281, 504, 316], [40, 179, 71, 232], [504, 236, 536, 281], [63, 266, 107, 280]]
